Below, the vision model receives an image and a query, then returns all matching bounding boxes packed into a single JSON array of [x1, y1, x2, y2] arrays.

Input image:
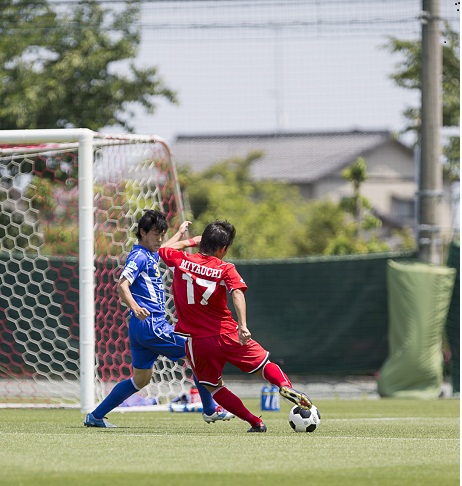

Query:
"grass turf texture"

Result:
[[0, 399, 458, 486]]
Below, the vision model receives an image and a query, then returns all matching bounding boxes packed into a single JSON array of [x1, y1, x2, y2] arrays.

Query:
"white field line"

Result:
[[328, 417, 443, 421], [0, 431, 458, 441]]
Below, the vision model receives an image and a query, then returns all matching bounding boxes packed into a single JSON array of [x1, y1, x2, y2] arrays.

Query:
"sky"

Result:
[[109, 0, 460, 146]]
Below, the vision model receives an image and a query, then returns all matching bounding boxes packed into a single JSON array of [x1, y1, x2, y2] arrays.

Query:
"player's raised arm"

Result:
[[161, 220, 201, 250], [161, 220, 191, 248]]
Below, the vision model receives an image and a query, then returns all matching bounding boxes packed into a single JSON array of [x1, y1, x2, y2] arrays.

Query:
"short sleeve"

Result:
[[224, 263, 247, 294], [120, 254, 145, 284]]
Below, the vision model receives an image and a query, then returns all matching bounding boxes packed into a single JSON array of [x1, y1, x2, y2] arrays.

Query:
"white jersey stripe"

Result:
[[186, 338, 195, 367], [141, 271, 158, 303]]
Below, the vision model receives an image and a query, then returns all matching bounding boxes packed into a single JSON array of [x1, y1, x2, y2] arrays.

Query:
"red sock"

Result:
[[212, 386, 262, 427], [262, 362, 292, 388]]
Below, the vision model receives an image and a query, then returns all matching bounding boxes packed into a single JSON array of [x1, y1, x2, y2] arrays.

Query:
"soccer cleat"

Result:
[[279, 386, 312, 410], [202, 406, 235, 423], [84, 412, 117, 428], [247, 421, 267, 433]]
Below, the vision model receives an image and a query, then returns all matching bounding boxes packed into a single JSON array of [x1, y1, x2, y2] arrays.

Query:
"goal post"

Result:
[[0, 129, 190, 412]]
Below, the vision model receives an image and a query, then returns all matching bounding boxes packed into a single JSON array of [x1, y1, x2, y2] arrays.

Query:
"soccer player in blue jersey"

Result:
[[84, 210, 234, 428]]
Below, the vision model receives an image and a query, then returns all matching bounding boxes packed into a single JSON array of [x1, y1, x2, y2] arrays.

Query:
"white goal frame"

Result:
[[0, 129, 186, 412]]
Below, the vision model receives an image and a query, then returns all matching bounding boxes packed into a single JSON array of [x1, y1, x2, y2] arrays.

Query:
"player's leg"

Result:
[[224, 331, 313, 411], [258, 362, 312, 410], [260, 361, 292, 388], [187, 335, 265, 432], [190, 374, 233, 421], [210, 384, 267, 432], [150, 320, 230, 418], [85, 317, 157, 428], [85, 369, 151, 428]]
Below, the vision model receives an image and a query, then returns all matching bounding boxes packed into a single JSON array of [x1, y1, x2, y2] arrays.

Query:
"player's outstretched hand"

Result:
[[178, 220, 192, 235]]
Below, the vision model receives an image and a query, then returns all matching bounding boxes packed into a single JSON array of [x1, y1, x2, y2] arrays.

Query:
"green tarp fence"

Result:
[[1, 251, 416, 377], [230, 252, 415, 375], [377, 260, 456, 399]]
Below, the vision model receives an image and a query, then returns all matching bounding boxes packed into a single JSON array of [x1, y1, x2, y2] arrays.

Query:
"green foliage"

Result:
[[0, 0, 177, 131], [298, 200, 353, 255], [41, 225, 78, 255], [180, 154, 402, 258], [0, 150, 178, 255], [391, 228, 417, 251], [303, 201, 389, 257], [443, 135, 460, 182], [181, 152, 312, 259], [341, 157, 367, 230], [23, 176, 55, 220], [325, 234, 389, 256], [340, 157, 384, 243], [341, 156, 367, 186], [383, 22, 460, 180]]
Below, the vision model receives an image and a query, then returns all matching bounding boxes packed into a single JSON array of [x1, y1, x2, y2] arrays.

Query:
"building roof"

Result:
[[172, 130, 411, 183]]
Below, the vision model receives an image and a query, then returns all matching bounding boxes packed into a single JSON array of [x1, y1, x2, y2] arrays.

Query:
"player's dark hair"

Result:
[[136, 210, 168, 239], [200, 220, 236, 254]]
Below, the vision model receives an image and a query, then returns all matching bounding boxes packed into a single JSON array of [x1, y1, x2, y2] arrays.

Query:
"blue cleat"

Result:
[[84, 412, 117, 428]]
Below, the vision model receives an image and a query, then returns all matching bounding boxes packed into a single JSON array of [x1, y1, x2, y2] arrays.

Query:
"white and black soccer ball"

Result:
[[288, 405, 321, 432]]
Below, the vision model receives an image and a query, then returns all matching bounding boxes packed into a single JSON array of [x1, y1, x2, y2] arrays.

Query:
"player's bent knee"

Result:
[[133, 368, 154, 389]]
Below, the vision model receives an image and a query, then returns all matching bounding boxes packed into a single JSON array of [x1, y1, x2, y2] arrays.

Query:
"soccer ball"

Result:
[[288, 405, 321, 432]]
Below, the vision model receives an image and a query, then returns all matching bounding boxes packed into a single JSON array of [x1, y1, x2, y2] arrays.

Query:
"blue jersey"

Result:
[[120, 244, 165, 318]]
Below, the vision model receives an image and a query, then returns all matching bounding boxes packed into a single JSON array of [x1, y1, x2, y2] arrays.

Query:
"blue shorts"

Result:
[[128, 315, 187, 369]]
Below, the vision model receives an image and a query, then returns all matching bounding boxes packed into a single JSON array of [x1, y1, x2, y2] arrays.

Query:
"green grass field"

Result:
[[0, 398, 459, 486]]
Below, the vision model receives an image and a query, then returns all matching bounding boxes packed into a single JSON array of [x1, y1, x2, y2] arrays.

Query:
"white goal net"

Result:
[[0, 129, 193, 412]]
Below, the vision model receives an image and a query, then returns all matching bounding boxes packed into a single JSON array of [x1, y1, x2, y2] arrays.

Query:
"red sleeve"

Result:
[[224, 263, 248, 293], [158, 247, 181, 267]]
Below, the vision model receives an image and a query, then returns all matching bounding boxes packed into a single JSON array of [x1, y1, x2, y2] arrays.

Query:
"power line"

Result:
[[2, 0, 458, 37]]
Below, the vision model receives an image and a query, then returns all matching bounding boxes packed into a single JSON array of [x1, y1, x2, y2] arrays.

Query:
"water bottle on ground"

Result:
[[261, 384, 280, 411]]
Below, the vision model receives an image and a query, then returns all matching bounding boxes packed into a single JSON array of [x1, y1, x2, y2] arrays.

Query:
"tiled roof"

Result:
[[172, 130, 408, 183]]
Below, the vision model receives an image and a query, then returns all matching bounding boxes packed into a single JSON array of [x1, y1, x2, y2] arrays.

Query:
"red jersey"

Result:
[[159, 247, 247, 338]]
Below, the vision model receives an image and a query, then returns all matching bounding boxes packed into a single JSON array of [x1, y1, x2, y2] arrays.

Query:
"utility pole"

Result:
[[418, 0, 443, 264]]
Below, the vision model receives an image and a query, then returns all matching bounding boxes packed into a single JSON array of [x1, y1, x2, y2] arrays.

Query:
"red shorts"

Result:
[[185, 331, 270, 387]]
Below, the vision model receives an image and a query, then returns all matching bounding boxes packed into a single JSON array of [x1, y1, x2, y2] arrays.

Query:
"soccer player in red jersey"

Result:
[[159, 220, 314, 432]]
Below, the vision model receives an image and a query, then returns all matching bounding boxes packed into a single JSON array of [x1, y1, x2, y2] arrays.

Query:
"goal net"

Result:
[[0, 129, 194, 412]]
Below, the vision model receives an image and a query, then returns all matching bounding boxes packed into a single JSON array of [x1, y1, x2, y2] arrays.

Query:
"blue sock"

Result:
[[193, 375, 217, 415], [92, 378, 138, 419]]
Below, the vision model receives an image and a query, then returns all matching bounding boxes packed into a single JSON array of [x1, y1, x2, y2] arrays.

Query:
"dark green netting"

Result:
[[445, 240, 460, 394], [1, 251, 417, 377]]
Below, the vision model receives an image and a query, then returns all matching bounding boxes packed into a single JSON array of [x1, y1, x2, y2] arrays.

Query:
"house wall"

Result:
[[313, 141, 416, 215], [296, 141, 454, 239], [173, 134, 456, 242]]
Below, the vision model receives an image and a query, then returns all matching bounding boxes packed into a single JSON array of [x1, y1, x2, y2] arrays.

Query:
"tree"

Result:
[[179, 153, 411, 259], [0, 0, 177, 131], [383, 22, 460, 181], [179, 152, 313, 259], [340, 156, 384, 237], [341, 156, 367, 237], [0, 0, 178, 252]]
